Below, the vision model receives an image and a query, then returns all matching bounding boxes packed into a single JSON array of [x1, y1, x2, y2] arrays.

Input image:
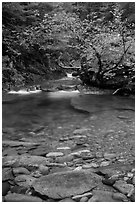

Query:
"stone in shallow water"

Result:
[[46, 152, 64, 158], [5, 193, 43, 202], [13, 167, 30, 176], [3, 155, 50, 168], [33, 170, 101, 199]]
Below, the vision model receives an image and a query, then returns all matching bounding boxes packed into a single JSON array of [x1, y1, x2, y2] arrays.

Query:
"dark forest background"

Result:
[[2, 2, 135, 93]]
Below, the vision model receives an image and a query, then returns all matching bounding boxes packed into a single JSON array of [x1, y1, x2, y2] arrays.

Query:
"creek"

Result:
[[2, 88, 134, 138], [2, 75, 135, 160]]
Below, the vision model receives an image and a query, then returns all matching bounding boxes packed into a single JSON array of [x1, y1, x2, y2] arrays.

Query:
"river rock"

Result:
[[80, 196, 89, 202], [56, 146, 71, 154], [3, 155, 51, 168], [100, 161, 110, 167], [71, 149, 90, 158], [82, 163, 99, 169], [46, 152, 64, 158], [81, 153, 95, 160], [46, 162, 66, 167], [5, 193, 43, 202], [96, 163, 134, 178], [39, 165, 49, 175], [28, 144, 53, 156], [13, 167, 30, 176], [112, 192, 128, 202], [2, 167, 14, 181], [15, 174, 36, 187], [32, 170, 101, 199], [88, 190, 115, 202], [113, 180, 134, 195], [55, 154, 74, 163], [104, 152, 117, 160], [10, 185, 28, 194], [102, 177, 115, 186]]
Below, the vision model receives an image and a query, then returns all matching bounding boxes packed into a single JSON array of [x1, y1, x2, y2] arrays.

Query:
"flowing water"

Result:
[[2, 89, 134, 132], [3, 90, 86, 139], [2, 78, 135, 159]]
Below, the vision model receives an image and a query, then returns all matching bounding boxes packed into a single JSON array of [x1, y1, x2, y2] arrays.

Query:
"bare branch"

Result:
[[89, 43, 102, 73], [102, 43, 131, 75]]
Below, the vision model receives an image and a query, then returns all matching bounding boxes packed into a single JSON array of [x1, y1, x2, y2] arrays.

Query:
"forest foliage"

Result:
[[2, 2, 135, 92]]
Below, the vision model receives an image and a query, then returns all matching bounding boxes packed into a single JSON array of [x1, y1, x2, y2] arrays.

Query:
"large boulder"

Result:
[[32, 169, 101, 199]]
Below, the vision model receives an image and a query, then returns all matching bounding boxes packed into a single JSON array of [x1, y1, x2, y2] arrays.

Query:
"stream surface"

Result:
[[2, 77, 135, 160]]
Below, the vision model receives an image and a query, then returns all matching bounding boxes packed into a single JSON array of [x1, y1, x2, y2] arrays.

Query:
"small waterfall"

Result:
[[66, 73, 73, 78], [8, 89, 42, 95]]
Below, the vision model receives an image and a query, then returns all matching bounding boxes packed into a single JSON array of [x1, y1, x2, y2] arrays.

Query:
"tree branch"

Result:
[[102, 43, 131, 75], [89, 43, 102, 73]]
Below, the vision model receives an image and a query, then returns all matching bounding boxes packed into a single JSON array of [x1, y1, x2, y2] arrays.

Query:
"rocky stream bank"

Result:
[[2, 77, 135, 202], [2, 126, 135, 202]]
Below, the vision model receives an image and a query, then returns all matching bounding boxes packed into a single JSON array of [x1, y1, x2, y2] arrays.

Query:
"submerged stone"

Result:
[[33, 169, 101, 199], [3, 155, 50, 168]]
